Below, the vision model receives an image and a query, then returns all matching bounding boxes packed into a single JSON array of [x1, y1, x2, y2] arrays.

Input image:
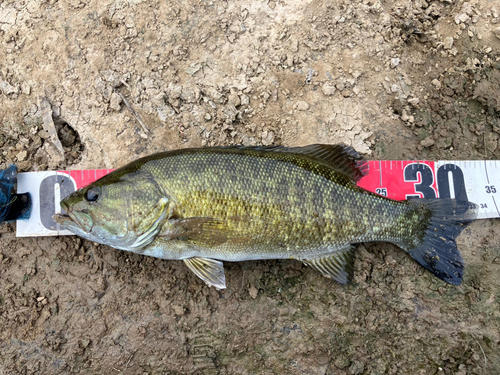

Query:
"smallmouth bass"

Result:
[[54, 145, 477, 288]]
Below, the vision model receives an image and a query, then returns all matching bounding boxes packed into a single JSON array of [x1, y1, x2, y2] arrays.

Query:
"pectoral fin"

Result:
[[301, 246, 355, 284], [184, 257, 226, 289], [159, 217, 230, 247]]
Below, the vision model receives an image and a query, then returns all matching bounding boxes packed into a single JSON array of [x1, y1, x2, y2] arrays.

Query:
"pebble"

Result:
[[295, 101, 310, 111], [420, 137, 435, 147], [261, 131, 274, 146], [110, 92, 122, 111], [341, 88, 353, 97], [455, 13, 469, 24], [240, 94, 250, 106], [16, 150, 28, 161], [0, 80, 18, 95], [401, 110, 410, 122], [390, 57, 400, 68], [408, 97, 420, 106], [229, 93, 241, 107], [493, 27, 500, 41], [443, 37, 454, 50], [21, 82, 31, 95], [248, 285, 258, 299], [431, 79, 442, 89], [322, 83, 336, 96]]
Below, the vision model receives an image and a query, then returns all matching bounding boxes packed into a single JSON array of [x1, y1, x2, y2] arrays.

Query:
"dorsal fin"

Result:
[[218, 144, 368, 182], [284, 144, 367, 182]]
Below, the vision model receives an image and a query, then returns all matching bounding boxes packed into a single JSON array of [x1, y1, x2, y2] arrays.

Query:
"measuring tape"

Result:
[[16, 160, 499, 237], [358, 160, 499, 220]]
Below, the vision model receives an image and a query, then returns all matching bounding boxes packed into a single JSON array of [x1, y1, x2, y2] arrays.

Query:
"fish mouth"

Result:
[[53, 201, 94, 235]]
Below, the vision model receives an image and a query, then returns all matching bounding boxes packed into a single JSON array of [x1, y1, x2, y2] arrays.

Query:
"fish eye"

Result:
[[85, 186, 101, 203]]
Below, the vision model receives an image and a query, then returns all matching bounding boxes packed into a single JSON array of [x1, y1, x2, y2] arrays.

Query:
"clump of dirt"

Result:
[[54, 119, 85, 166], [1, 0, 500, 374]]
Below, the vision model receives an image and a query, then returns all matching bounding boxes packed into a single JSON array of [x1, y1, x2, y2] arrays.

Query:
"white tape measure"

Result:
[[436, 160, 499, 219], [15, 160, 499, 237], [357, 160, 500, 220]]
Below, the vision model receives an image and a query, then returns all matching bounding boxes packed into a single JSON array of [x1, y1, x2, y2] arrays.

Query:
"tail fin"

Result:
[[399, 199, 478, 285]]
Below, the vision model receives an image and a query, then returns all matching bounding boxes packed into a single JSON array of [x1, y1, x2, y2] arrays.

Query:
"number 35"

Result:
[[485, 185, 497, 194]]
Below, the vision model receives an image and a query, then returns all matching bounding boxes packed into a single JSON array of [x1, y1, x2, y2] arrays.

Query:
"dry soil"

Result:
[[1, 0, 500, 374]]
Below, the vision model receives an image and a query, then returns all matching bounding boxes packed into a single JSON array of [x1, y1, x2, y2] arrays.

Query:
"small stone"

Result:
[[295, 101, 309, 111], [0, 80, 18, 95], [443, 37, 454, 49], [431, 79, 442, 89], [240, 94, 250, 106], [248, 285, 258, 299], [229, 93, 241, 107], [173, 305, 184, 316], [322, 83, 336, 96], [16, 150, 28, 161], [186, 62, 202, 76], [349, 360, 365, 375], [390, 57, 400, 68], [21, 82, 31, 95], [158, 105, 175, 121], [204, 113, 211, 121], [341, 89, 353, 97], [109, 92, 122, 111], [493, 27, 500, 41], [455, 13, 469, 24], [334, 355, 350, 369], [408, 97, 420, 106], [262, 131, 274, 146], [420, 137, 435, 147]]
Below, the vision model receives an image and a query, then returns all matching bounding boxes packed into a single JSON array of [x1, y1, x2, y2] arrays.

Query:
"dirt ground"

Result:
[[1, 0, 500, 374]]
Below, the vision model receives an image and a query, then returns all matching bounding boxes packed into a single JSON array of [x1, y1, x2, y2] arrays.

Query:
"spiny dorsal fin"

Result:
[[184, 257, 226, 289], [286, 144, 367, 182], [301, 246, 355, 284], [219, 144, 368, 182]]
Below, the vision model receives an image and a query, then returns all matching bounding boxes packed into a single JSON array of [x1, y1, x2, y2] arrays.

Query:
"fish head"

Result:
[[54, 171, 172, 250]]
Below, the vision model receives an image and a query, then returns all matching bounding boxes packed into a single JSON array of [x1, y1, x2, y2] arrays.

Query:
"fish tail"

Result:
[[397, 198, 478, 285]]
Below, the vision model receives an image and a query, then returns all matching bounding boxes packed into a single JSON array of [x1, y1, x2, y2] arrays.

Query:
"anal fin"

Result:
[[184, 257, 226, 289], [301, 246, 355, 284]]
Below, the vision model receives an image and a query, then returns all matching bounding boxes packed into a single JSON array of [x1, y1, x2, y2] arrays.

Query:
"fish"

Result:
[[53, 144, 478, 289]]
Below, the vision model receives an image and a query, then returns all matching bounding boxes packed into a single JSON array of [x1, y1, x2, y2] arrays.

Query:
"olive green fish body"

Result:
[[55, 145, 477, 288], [134, 149, 412, 260]]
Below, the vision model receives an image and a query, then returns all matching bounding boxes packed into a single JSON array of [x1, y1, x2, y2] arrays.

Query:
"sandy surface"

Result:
[[1, 0, 500, 374]]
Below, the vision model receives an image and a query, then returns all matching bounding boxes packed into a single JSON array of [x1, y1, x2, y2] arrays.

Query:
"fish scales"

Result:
[[54, 145, 478, 288], [138, 150, 407, 259]]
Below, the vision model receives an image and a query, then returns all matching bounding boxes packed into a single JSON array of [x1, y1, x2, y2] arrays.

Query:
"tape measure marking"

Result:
[[15, 160, 499, 237]]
